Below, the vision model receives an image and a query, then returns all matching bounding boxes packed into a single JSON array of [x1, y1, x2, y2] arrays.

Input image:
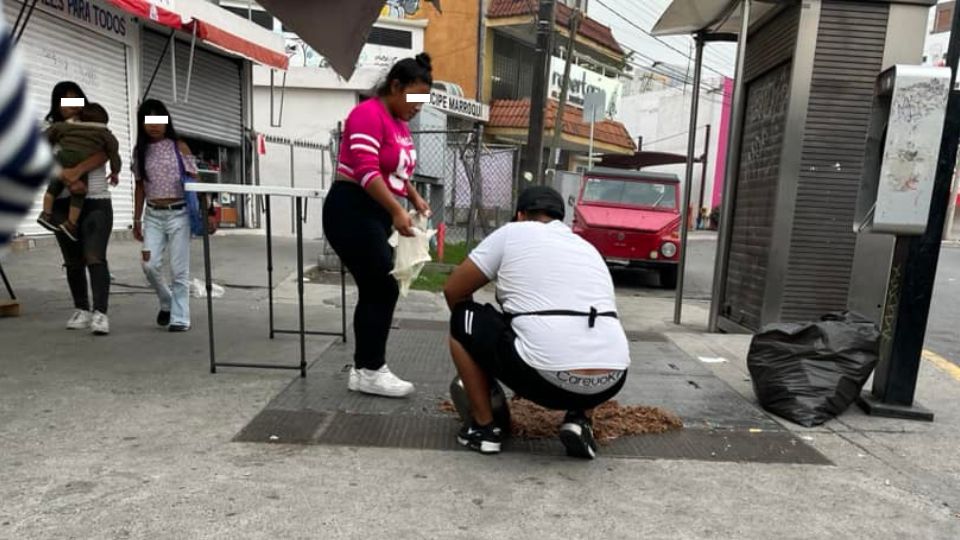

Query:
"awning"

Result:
[[651, 0, 780, 36], [256, 0, 441, 80], [106, 0, 183, 29], [107, 0, 288, 70]]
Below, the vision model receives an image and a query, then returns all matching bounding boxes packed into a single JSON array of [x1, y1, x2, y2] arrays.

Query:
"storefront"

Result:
[[6, 0, 287, 236], [4, 0, 139, 235], [140, 27, 248, 226]]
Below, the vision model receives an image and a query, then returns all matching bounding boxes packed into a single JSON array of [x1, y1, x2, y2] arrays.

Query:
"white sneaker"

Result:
[[66, 310, 92, 330], [349, 366, 415, 398], [90, 311, 110, 335]]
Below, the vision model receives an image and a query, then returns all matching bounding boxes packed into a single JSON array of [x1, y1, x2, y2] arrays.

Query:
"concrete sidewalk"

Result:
[[1, 235, 959, 539]]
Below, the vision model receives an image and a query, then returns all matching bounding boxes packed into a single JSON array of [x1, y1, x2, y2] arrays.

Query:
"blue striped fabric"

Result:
[[0, 11, 54, 252]]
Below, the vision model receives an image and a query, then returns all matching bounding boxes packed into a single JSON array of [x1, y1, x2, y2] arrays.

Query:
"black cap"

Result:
[[514, 186, 565, 221]]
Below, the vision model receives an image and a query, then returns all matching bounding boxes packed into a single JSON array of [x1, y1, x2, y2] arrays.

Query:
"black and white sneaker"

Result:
[[559, 412, 598, 460], [457, 423, 503, 455], [36, 213, 59, 233]]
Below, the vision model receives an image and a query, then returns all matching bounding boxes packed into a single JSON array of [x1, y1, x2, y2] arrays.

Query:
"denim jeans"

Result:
[[141, 206, 191, 327]]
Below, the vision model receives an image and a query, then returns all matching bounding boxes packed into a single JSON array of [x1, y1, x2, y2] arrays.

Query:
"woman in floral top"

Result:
[[132, 99, 216, 332]]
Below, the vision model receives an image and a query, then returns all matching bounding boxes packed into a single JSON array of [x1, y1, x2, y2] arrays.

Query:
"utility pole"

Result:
[[467, 0, 487, 249], [698, 123, 712, 227], [945, 158, 960, 240], [526, 0, 556, 186], [547, 3, 582, 180], [858, 0, 960, 419]]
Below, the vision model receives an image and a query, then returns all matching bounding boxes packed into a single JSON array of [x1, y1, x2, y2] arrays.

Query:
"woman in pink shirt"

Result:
[[323, 54, 433, 398]]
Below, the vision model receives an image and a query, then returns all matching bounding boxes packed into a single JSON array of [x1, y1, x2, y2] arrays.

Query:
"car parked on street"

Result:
[[571, 168, 682, 288]]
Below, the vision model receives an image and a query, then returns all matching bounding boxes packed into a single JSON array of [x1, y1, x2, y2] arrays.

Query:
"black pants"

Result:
[[323, 181, 399, 370], [52, 198, 112, 314], [450, 302, 627, 412]]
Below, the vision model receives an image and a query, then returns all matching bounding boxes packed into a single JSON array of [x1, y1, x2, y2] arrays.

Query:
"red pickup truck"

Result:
[[571, 168, 682, 288]]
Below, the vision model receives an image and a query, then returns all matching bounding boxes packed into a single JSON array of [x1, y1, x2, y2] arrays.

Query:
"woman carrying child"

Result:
[[37, 102, 121, 241], [43, 81, 117, 335]]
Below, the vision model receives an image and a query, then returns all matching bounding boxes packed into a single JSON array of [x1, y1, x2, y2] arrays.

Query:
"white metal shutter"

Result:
[[141, 29, 242, 146], [4, 4, 134, 235]]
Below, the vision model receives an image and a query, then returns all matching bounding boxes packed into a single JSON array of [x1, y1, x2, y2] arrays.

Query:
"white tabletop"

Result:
[[184, 183, 327, 198]]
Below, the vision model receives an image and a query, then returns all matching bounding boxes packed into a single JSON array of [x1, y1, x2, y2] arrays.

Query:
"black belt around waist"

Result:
[[147, 201, 186, 211], [506, 307, 618, 328]]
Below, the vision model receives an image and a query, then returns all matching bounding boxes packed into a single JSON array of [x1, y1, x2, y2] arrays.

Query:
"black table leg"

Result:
[[0, 263, 15, 300], [296, 198, 307, 378], [202, 219, 216, 374], [265, 195, 274, 339]]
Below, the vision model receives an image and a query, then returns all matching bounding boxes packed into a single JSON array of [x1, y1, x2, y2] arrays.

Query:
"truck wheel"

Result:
[[660, 267, 678, 289]]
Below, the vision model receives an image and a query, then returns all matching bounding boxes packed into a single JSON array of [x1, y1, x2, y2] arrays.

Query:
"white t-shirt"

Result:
[[468, 220, 631, 371]]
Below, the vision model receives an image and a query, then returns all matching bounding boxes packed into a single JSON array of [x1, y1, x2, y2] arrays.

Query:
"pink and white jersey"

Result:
[[337, 98, 416, 198]]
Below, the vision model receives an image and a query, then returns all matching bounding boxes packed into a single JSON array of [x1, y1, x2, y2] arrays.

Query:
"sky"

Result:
[[586, 0, 739, 81]]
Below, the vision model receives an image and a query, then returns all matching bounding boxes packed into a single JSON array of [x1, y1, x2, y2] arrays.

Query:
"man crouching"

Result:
[[443, 186, 631, 459]]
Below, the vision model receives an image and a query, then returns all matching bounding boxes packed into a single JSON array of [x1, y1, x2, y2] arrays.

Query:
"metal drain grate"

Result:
[[234, 328, 831, 464]]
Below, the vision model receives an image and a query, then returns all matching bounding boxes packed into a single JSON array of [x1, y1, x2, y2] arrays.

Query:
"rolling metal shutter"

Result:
[[780, 1, 890, 321], [4, 3, 134, 235], [141, 29, 242, 146], [721, 6, 799, 330]]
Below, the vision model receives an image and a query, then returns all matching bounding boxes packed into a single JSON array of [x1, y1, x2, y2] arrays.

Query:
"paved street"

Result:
[[1, 234, 959, 538]]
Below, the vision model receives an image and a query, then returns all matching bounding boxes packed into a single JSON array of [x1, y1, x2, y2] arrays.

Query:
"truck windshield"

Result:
[[582, 178, 678, 209]]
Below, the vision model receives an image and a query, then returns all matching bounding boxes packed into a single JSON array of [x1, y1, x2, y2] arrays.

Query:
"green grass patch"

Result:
[[434, 241, 470, 265], [411, 265, 452, 292]]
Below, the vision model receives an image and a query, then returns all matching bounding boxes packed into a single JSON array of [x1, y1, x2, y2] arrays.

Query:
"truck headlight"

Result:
[[661, 241, 678, 258]]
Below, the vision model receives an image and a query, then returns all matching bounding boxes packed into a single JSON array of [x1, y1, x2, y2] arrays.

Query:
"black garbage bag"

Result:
[[747, 312, 880, 427]]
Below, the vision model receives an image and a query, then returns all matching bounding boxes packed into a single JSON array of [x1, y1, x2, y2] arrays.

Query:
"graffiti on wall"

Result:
[[381, 0, 422, 18]]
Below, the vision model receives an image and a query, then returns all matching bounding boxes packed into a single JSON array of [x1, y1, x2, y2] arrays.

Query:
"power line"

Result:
[[593, 0, 728, 78]]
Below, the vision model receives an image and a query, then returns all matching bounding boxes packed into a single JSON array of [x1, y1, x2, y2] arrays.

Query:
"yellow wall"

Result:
[[411, 1, 480, 99]]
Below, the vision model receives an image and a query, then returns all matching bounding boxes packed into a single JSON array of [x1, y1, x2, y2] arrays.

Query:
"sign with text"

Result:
[[34, 0, 132, 43], [549, 56, 621, 118], [428, 90, 489, 122]]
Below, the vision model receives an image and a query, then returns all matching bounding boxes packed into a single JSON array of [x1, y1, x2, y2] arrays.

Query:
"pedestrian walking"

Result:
[[323, 53, 434, 397], [0, 12, 54, 254], [45, 81, 117, 335], [132, 99, 216, 332]]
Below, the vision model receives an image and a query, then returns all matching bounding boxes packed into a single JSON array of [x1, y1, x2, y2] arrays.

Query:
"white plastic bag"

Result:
[[191, 278, 225, 298], [388, 212, 436, 297]]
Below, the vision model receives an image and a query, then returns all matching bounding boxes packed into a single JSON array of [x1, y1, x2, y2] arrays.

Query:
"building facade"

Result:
[[6, 0, 286, 237]]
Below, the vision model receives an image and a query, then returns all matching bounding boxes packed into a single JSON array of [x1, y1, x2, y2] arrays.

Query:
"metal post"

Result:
[[0, 263, 15, 300], [857, 0, 960, 420], [698, 123, 712, 226], [548, 4, 581, 174], [13, 0, 38, 42], [588, 119, 595, 170], [265, 195, 275, 339], [202, 216, 216, 373], [674, 34, 703, 325], [709, 0, 752, 332], [945, 158, 960, 240], [184, 23, 198, 103], [296, 198, 307, 378], [525, 0, 556, 185], [170, 32, 178, 103], [290, 143, 295, 234]]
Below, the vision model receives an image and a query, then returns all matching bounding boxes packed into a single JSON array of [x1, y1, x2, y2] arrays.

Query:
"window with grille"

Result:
[[367, 27, 413, 49]]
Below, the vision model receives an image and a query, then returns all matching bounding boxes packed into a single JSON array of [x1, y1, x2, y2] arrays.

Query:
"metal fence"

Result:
[[253, 133, 336, 239], [410, 129, 521, 253]]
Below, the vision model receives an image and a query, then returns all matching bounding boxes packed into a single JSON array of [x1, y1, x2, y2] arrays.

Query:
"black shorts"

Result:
[[450, 302, 626, 412]]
